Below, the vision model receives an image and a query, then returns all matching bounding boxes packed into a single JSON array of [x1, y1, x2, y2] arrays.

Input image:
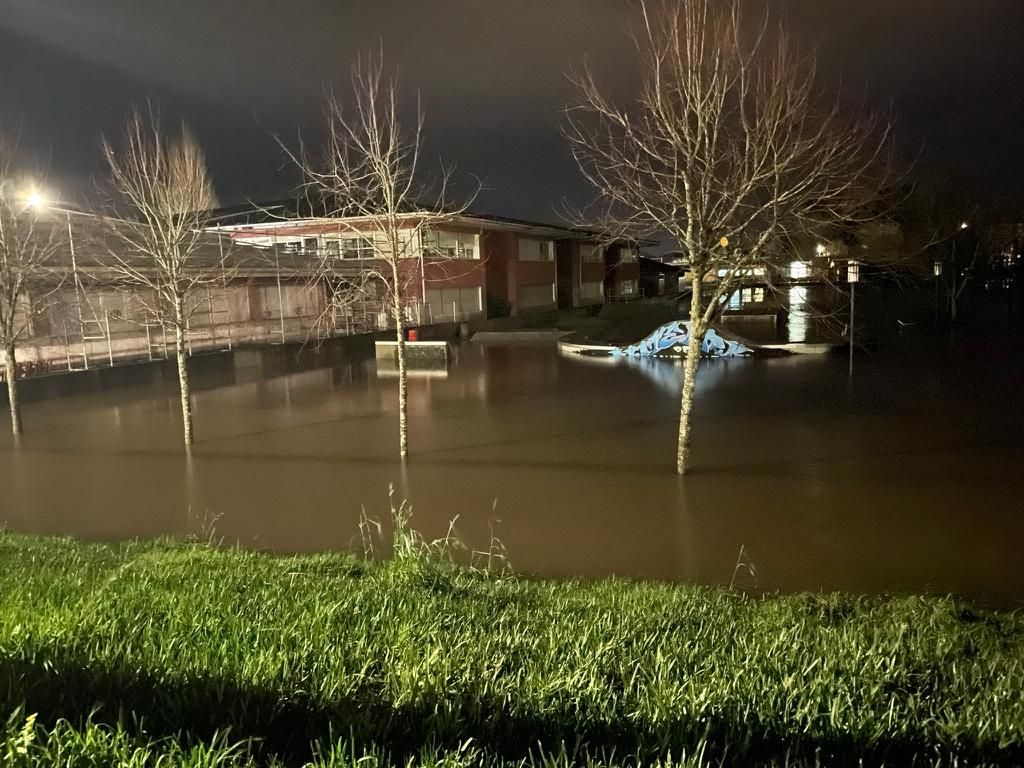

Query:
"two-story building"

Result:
[[210, 203, 617, 322]]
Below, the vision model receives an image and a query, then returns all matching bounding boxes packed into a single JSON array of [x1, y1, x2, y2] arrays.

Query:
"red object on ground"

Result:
[[407, 329, 419, 342]]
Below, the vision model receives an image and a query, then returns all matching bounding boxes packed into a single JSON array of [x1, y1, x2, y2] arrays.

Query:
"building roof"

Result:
[[24, 206, 277, 278], [204, 199, 607, 241]]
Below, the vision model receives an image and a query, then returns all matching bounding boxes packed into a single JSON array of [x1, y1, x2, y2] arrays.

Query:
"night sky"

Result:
[[2, 0, 1023, 221]]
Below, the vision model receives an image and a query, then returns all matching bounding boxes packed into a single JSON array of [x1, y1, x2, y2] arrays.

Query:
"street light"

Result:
[[933, 259, 943, 326], [847, 260, 859, 376], [24, 189, 45, 210]]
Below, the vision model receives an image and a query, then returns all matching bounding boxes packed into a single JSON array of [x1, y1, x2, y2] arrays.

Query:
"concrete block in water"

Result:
[[374, 340, 449, 364]]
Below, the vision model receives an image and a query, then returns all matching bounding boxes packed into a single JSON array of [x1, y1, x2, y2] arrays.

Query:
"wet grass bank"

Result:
[[0, 532, 1022, 767]]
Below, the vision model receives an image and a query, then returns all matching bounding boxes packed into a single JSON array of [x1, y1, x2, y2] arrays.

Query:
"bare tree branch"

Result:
[[0, 131, 66, 435], [99, 106, 223, 446], [565, 0, 900, 474], [282, 48, 479, 460]]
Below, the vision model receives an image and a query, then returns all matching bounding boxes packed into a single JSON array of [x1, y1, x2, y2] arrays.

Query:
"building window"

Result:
[[424, 286, 483, 320], [617, 279, 638, 297], [579, 281, 603, 303], [789, 261, 809, 280], [581, 244, 603, 263], [340, 236, 375, 259], [717, 266, 767, 279], [421, 230, 478, 259], [518, 238, 554, 262], [619, 246, 638, 263], [519, 283, 556, 308]]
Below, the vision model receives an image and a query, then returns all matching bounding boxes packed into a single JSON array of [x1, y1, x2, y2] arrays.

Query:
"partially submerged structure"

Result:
[[5, 203, 646, 378]]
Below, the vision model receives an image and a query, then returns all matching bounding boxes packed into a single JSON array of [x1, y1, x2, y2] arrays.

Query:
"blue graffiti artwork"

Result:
[[612, 322, 753, 359]]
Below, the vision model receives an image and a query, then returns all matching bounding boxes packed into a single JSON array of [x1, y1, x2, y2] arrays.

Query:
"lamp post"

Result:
[[949, 222, 969, 322], [933, 258, 943, 326], [847, 260, 859, 376]]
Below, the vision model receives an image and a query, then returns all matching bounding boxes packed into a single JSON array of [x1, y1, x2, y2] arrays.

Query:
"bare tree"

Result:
[[566, 0, 897, 474], [287, 51, 476, 461], [100, 109, 220, 447], [0, 136, 64, 436]]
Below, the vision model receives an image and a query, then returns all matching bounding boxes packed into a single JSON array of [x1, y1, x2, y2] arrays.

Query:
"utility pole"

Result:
[[847, 260, 859, 377]]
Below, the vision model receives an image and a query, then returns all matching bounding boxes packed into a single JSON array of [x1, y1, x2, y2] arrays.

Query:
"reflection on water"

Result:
[[788, 286, 809, 343], [2, 340, 1023, 606]]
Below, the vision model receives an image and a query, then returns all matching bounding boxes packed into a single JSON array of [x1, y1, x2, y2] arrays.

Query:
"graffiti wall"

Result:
[[613, 321, 754, 359]]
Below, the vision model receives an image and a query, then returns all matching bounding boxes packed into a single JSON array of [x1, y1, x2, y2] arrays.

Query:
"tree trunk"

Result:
[[950, 284, 959, 323], [173, 299, 194, 447], [5, 342, 21, 436], [392, 269, 409, 461], [676, 275, 703, 475]]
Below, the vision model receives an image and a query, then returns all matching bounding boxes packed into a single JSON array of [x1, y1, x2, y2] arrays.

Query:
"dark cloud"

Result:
[[2, 0, 1022, 219]]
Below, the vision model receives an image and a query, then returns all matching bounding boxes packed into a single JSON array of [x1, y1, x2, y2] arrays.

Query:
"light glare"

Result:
[[25, 190, 45, 210]]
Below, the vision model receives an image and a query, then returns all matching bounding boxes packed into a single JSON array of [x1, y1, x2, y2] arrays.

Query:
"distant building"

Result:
[[210, 202, 613, 322], [638, 255, 684, 299], [4, 200, 656, 379]]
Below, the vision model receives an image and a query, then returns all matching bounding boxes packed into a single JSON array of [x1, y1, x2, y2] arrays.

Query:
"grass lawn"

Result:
[[0, 530, 1021, 767]]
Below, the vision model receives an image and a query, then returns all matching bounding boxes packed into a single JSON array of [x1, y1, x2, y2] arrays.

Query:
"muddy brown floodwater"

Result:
[[2, 333, 1023, 606]]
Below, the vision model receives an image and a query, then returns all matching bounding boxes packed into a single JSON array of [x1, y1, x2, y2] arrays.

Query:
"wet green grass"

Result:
[[0, 531, 1021, 766]]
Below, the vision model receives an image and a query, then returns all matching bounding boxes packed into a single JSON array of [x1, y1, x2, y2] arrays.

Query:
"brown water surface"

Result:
[[2, 336, 1022, 605]]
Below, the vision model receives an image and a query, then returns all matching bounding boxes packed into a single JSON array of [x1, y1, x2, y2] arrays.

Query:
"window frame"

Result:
[[518, 238, 554, 263]]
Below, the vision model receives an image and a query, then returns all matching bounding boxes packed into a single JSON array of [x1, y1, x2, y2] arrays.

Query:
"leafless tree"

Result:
[[0, 135, 64, 436], [286, 51, 477, 461], [566, 0, 898, 474], [100, 108, 220, 447]]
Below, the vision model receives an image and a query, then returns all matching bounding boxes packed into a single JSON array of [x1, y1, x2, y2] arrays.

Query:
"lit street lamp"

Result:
[[933, 258, 943, 326], [847, 260, 859, 376], [24, 189, 45, 210]]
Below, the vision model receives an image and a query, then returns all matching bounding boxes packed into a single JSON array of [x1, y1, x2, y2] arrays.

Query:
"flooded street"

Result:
[[2, 335, 1023, 605]]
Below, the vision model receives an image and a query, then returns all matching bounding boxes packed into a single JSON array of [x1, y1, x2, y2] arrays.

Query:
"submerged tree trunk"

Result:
[[5, 342, 21, 436], [173, 298, 194, 447], [676, 275, 703, 475], [393, 266, 409, 461]]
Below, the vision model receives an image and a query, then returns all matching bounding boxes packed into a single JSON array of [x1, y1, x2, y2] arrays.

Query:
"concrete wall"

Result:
[[483, 230, 515, 317]]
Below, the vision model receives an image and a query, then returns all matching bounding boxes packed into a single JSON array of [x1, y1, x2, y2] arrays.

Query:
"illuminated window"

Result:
[[789, 261, 809, 280], [738, 287, 766, 304]]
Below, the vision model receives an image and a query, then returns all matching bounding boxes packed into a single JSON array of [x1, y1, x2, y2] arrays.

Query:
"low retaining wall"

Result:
[[374, 340, 450, 363], [471, 330, 573, 344]]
